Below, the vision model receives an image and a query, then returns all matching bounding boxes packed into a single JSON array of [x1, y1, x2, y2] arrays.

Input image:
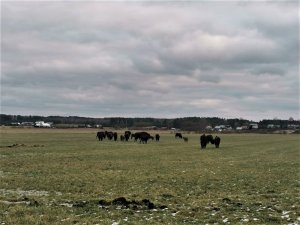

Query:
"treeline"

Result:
[[0, 114, 299, 131]]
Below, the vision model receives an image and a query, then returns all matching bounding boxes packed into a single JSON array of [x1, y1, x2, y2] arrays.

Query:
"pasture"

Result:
[[0, 127, 299, 225]]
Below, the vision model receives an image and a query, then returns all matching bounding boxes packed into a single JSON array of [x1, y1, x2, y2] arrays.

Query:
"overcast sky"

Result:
[[1, 1, 299, 121]]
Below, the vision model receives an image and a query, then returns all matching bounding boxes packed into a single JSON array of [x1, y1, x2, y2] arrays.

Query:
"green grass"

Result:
[[0, 128, 299, 224]]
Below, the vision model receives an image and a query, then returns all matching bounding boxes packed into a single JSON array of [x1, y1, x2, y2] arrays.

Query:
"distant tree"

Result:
[[172, 119, 180, 129]]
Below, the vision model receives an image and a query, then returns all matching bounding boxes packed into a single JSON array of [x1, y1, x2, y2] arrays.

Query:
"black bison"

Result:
[[131, 133, 138, 141], [155, 134, 160, 141], [132, 132, 152, 143], [200, 134, 221, 149], [175, 133, 183, 139], [214, 136, 221, 148], [206, 134, 215, 144], [125, 131, 131, 137], [140, 134, 154, 144], [131, 132, 142, 141], [124, 133, 130, 141], [120, 135, 125, 141], [96, 131, 106, 141], [200, 134, 207, 149], [105, 131, 114, 140], [130, 132, 136, 140], [113, 132, 118, 141]]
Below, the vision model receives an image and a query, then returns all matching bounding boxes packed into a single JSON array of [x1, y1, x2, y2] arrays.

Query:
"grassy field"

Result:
[[0, 127, 299, 225]]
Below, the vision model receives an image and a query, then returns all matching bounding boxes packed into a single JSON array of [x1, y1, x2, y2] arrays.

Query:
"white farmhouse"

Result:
[[249, 123, 258, 129], [35, 121, 51, 128]]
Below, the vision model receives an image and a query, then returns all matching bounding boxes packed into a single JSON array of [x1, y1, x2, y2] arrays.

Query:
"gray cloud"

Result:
[[1, 1, 299, 121]]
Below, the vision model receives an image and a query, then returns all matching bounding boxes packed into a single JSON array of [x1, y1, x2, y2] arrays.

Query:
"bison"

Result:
[[120, 135, 125, 141], [132, 132, 152, 143], [214, 136, 221, 148], [175, 133, 183, 139], [113, 132, 118, 141], [124, 133, 130, 141], [131, 132, 141, 141], [155, 134, 160, 141], [206, 134, 215, 144], [96, 131, 106, 141], [140, 134, 154, 144], [200, 134, 221, 149], [125, 131, 131, 137], [105, 131, 114, 140], [200, 134, 207, 149]]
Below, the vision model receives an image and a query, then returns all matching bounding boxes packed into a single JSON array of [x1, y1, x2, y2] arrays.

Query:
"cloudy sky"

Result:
[[1, 1, 299, 121]]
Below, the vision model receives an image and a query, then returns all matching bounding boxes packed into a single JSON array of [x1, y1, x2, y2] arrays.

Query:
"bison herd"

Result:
[[97, 131, 157, 144], [96, 131, 221, 149]]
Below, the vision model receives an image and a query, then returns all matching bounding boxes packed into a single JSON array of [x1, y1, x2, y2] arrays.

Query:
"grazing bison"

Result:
[[131, 132, 138, 141], [131, 132, 141, 141], [200, 134, 207, 149], [105, 131, 114, 140], [140, 133, 154, 144], [155, 134, 160, 141], [214, 136, 221, 148], [124, 133, 130, 141], [113, 132, 118, 141], [200, 134, 221, 149], [96, 131, 106, 141], [120, 135, 125, 141], [175, 133, 183, 139], [132, 132, 152, 143], [125, 131, 131, 137], [140, 135, 154, 144], [206, 134, 215, 144], [131, 133, 140, 141]]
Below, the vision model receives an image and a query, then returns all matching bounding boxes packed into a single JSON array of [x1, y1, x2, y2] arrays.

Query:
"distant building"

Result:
[[249, 123, 258, 129], [214, 125, 224, 131], [214, 125, 232, 131], [143, 126, 158, 130], [160, 127, 169, 130], [35, 121, 51, 128], [21, 122, 34, 126], [205, 126, 213, 131], [267, 124, 280, 129], [287, 124, 299, 129]]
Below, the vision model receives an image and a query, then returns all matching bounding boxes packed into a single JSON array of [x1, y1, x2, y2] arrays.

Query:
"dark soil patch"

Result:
[[99, 197, 168, 210], [0, 143, 45, 148], [222, 197, 243, 207]]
